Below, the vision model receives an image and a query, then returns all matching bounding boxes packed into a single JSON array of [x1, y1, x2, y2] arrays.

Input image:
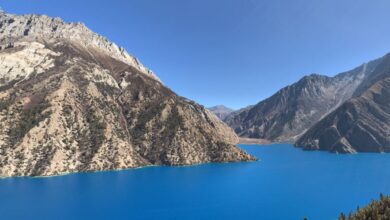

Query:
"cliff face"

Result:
[[295, 55, 390, 153], [0, 12, 253, 177], [225, 58, 381, 142]]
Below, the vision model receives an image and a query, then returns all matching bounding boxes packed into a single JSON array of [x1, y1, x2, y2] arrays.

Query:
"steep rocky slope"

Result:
[[296, 54, 390, 153], [225, 58, 382, 142], [208, 105, 234, 120], [0, 12, 254, 177]]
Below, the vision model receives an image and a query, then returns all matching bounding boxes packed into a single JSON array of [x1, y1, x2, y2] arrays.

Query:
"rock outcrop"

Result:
[[0, 12, 254, 177]]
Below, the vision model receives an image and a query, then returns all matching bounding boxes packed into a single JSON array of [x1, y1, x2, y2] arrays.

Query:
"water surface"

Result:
[[1, 144, 390, 220]]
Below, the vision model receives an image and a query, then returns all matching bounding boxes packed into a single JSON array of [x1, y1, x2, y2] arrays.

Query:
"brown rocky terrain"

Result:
[[225, 57, 382, 142], [0, 12, 254, 177], [295, 54, 390, 153]]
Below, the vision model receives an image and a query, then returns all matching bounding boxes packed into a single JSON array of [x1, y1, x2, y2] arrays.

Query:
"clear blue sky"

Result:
[[2, 0, 390, 109]]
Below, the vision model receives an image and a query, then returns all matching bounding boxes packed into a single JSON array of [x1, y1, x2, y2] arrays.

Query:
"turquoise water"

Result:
[[1, 144, 390, 220]]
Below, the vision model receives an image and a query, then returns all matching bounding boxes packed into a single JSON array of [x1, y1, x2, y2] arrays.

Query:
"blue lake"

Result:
[[1, 144, 390, 220]]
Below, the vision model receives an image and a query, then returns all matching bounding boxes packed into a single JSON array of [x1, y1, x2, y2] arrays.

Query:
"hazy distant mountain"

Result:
[[0, 12, 254, 177], [225, 57, 382, 142], [208, 105, 234, 120], [296, 54, 390, 153]]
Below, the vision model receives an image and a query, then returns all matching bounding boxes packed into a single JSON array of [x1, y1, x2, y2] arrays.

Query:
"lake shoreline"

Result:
[[1, 144, 390, 220]]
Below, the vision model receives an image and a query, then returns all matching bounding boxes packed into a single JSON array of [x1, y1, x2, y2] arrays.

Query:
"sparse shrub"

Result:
[[8, 101, 51, 146], [0, 99, 10, 111], [340, 193, 390, 220], [163, 106, 185, 138], [131, 102, 165, 137], [76, 108, 106, 170], [86, 111, 106, 148]]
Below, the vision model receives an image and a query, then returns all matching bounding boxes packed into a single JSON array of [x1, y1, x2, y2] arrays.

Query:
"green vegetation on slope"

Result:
[[340, 194, 390, 220], [0, 99, 10, 111], [8, 101, 51, 146]]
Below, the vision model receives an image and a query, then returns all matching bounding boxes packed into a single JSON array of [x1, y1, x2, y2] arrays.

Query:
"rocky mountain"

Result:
[[208, 105, 234, 120], [225, 57, 383, 142], [295, 54, 390, 153], [0, 12, 254, 177]]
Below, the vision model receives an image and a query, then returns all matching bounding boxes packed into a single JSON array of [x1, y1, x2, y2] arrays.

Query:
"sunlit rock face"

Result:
[[0, 12, 254, 177]]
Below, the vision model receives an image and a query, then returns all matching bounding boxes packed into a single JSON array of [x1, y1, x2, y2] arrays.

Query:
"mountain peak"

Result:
[[225, 54, 385, 142], [0, 12, 254, 177], [0, 12, 161, 82], [208, 105, 234, 120], [209, 105, 233, 111]]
